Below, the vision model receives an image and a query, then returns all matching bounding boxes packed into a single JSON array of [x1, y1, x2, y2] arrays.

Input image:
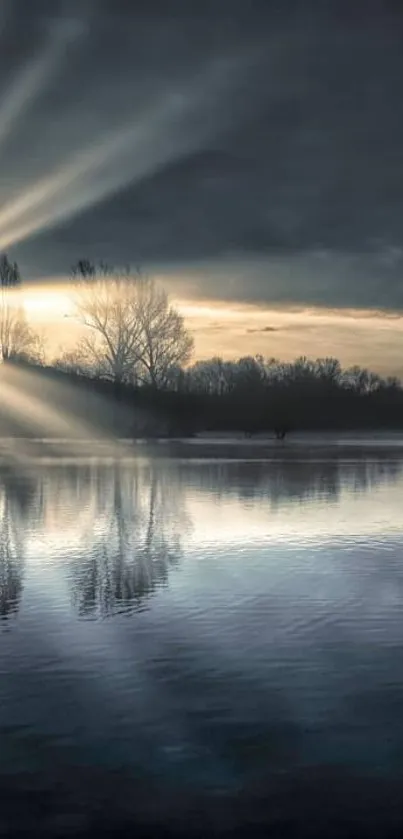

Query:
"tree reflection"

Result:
[[69, 463, 189, 617], [1, 454, 401, 623], [180, 458, 403, 507], [0, 467, 35, 623]]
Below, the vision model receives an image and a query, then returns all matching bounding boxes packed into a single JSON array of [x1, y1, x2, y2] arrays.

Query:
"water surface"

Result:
[[1, 452, 403, 836]]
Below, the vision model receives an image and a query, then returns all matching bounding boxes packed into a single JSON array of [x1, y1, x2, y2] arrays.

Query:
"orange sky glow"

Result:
[[18, 283, 403, 376]]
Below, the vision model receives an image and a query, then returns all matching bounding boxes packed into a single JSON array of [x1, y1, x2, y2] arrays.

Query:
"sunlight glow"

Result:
[[185, 479, 403, 547], [20, 465, 403, 569], [5, 283, 403, 377], [0, 378, 91, 438], [171, 298, 403, 374], [0, 362, 116, 442], [22, 286, 75, 320]]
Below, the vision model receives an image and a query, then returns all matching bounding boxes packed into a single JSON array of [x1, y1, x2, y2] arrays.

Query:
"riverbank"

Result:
[[2, 432, 403, 463]]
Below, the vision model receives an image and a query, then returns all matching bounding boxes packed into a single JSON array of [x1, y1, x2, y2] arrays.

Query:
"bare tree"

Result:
[[0, 253, 42, 362], [0, 253, 21, 361], [71, 260, 193, 388], [186, 357, 236, 395], [52, 346, 92, 376], [342, 365, 381, 394], [0, 254, 21, 289], [134, 280, 194, 387]]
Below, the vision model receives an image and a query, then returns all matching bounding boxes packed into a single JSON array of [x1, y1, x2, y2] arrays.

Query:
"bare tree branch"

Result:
[[70, 260, 193, 387], [0, 253, 43, 363]]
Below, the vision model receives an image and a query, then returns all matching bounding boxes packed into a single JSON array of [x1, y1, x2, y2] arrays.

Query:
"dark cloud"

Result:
[[1, 0, 403, 309]]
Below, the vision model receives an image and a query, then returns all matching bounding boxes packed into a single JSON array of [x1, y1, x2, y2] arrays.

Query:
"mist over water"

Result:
[[1, 453, 403, 834]]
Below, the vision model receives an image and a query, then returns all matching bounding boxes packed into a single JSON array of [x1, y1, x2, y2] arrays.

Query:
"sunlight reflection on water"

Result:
[[1, 452, 403, 834]]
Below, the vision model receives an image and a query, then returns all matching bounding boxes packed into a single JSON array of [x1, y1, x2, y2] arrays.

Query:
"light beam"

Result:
[[0, 12, 88, 152], [0, 53, 252, 250]]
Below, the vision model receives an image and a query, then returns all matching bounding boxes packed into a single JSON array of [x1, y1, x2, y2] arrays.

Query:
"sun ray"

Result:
[[0, 54, 249, 249], [0, 12, 88, 153]]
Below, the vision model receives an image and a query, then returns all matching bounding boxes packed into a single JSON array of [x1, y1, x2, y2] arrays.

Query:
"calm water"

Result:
[[2, 453, 403, 836]]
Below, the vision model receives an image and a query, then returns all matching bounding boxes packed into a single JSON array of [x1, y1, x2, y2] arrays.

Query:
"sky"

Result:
[[1, 0, 403, 372]]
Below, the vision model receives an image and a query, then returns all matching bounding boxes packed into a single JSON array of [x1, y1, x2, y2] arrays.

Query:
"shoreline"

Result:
[[1, 433, 403, 463]]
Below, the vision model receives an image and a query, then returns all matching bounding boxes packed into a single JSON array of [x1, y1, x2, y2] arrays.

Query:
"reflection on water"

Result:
[[1, 456, 402, 624], [0, 469, 34, 621], [1, 454, 403, 834], [64, 466, 187, 618], [184, 456, 403, 505]]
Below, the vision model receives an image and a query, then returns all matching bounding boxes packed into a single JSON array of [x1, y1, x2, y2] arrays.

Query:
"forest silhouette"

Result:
[[4, 353, 403, 437]]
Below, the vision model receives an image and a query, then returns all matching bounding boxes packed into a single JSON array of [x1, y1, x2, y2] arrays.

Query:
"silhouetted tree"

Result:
[[71, 260, 193, 389], [135, 279, 194, 387], [342, 366, 382, 394], [0, 254, 43, 362], [16, 348, 403, 435], [176, 354, 403, 433]]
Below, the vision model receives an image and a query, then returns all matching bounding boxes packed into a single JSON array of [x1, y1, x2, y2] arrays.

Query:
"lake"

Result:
[[1, 448, 403, 836]]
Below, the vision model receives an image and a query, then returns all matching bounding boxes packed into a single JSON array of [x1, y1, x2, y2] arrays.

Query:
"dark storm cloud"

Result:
[[2, 0, 403, 309]]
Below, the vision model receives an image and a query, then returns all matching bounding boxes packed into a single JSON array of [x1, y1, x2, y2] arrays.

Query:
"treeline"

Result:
[[2, 253, 403, 434], [170, 355, 403, 433], [8, 354, 403, 435]]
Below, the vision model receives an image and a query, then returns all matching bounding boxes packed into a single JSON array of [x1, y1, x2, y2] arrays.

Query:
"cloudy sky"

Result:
[[1, 0, 403, 371]]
